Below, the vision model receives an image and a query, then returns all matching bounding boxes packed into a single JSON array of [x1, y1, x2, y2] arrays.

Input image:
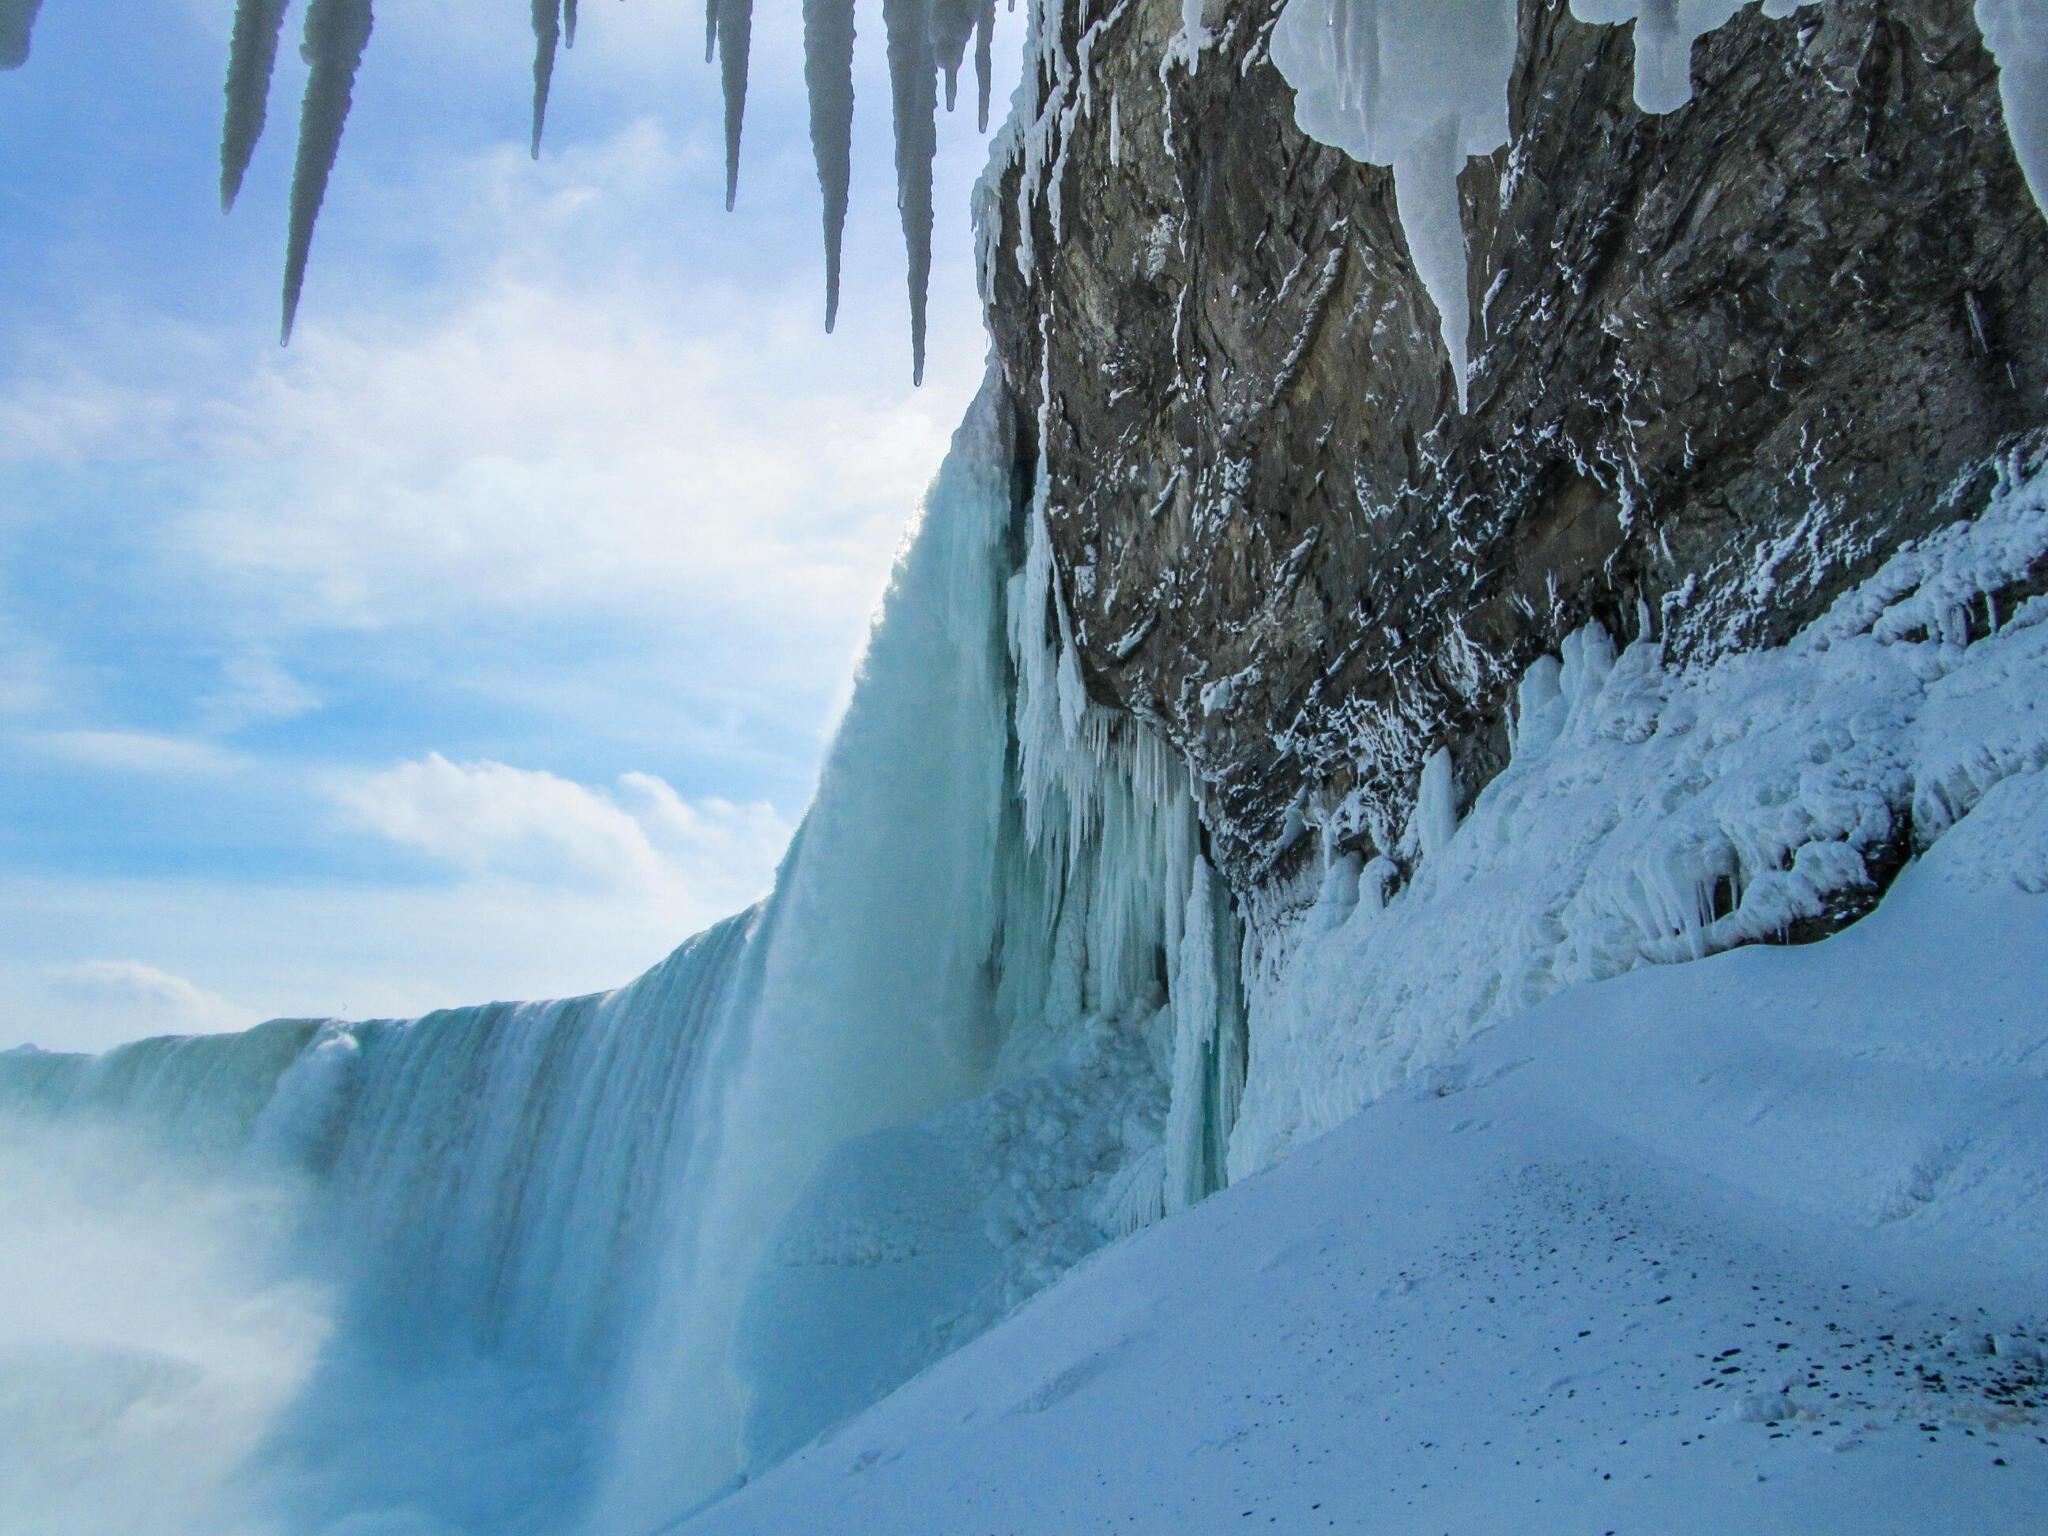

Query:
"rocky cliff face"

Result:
[[982, 0, 2048, 903]]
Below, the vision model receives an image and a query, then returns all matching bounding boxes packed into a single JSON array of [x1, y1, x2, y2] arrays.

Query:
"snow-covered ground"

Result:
[[683, 776, 2048, 1534]]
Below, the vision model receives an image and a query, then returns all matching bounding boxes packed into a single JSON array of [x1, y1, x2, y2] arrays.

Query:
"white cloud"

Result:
[[339, 752, 791, 910], [41, 960, 253, 1040], [4, 117, 984, 758], [197, 652, 322, 733], [24, 730, 249, 777], [0, 648, 50, 716]]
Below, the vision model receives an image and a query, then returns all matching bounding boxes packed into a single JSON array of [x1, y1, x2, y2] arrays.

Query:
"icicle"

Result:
[[0, 0, 42, 70], [564, 0, 579, 47], [220, 0, 293, 210], [1163, 858, 1243, 1213], [1266, 0, 1517, 411], [974, 0, 995, 131], [1412, 746, 1458, 859], [1978, 0, 2048, 218], [280, 0, 374, 346], [932, 0, 976, 112], [716, 0, 754, 210], [530, 0, 561, 159], [883, 0, 937, 383], [1558, 621, 1617, 717], [1510, 653, 1565, 762], [803, 0, 856, 332]]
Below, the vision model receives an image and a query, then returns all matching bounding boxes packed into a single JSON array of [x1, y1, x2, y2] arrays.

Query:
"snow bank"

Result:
[[1234, 446, 2048, 1175]]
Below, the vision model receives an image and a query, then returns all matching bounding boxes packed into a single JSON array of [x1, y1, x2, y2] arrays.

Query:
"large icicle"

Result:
[[530, 0, 562, 159], [0, 0, 41, 69], [715, 0, 754, 209], [220, 0, 293, 209], [974, 0, 996, 131], [280, 0, 373, 345], [1163, 858, 1246, 1213], [803, 0, 857, 331], [883, 0, 938, 383], [1267, 0, 1515, 411], [1978, 0, 2048, 216], [932, 0, 977, 112]]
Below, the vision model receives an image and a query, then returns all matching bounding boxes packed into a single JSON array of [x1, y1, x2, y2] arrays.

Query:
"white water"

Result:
[[0, 368, 1243, 1535]]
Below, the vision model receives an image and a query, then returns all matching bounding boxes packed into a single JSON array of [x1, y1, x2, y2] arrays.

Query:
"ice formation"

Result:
[[1232, 445, 2048, 1174], [220, 0, 293, 210], [0, 0, 41, 70], [16, 0, 2040, 374], [803, 0, 858, 331], [8, 5, 2048, 1530], [1267, 0, 1516, 409], [530, 0, 562, 159], [884, 0, 940, 384], [1268, 0, 2048, 408], [11, 428, 2041, 1531], [713, 0, 753, 209], [280, 0, 373, 345], [1570, 1, 1807, 114], [1978, 0, 2048, 211]]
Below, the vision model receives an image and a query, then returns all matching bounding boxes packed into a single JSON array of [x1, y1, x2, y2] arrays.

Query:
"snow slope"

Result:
[[682, 778, 2048, 1534]]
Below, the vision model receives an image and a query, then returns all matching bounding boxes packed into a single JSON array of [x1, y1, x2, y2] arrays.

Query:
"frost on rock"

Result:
[[0, 0, 41, 70], [220, 0, 293, 209], [1233, 447, 2048, 1178], [281, 0, 373, 344]]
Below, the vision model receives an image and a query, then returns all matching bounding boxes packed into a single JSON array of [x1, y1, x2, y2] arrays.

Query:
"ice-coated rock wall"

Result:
[[982, 0, 2048, 896]]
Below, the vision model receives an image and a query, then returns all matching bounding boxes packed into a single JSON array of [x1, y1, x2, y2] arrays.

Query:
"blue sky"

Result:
[[0, 0, 1020, 1050]]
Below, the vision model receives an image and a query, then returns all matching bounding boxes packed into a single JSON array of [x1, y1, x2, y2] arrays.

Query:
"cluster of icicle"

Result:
[[2, 0, 1007, 372], [1269, 0, 2048, 411]]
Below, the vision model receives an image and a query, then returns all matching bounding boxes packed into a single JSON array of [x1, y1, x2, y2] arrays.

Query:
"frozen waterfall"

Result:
[[0, 367, 1246, 1535]]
